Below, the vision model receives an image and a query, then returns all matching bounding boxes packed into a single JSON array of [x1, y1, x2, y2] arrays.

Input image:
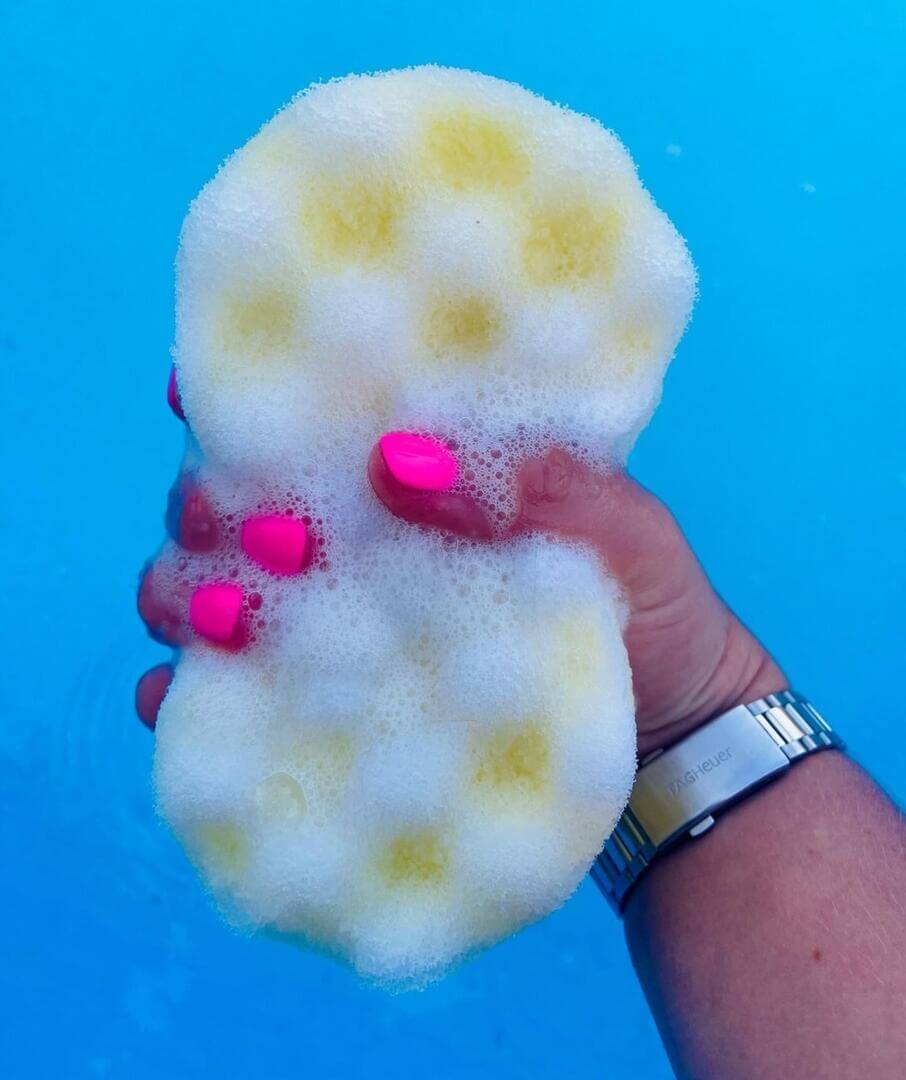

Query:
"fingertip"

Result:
[[368, 436, 494, 540], [512, 448, 610, 535], [510, 448, 687, 581], [135, 663, 174, 731], [167, 366, 185, 421], [138, 563, 187, 646], [378, 431, 459, 492]]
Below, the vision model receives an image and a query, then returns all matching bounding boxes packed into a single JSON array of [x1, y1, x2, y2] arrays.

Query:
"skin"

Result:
[[370, 445, 785, 754], [138, 443, 906, 1076], [371, 445, 906, 1080]]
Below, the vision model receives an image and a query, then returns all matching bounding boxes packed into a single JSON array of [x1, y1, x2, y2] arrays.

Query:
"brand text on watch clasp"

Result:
[[667, 747, 734, 797]]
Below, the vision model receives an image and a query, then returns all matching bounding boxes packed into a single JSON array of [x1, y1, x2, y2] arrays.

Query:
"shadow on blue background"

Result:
[[1, 2, 904, 1077]]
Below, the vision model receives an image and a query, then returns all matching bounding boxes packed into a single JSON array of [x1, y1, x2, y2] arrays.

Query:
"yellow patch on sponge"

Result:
[[237, 127, 303, 180], [379, 828, 450, 888], [545, 607, 606, 711], [616, 322, 655, 359], [196, 822, 249, 879], [605, 316, 667, 379], [474, 722, 551, 798], [423, 109, 530, 191], [523, 200, 623, 286], [302, 176, 405, 264], [219, 286, 298, 362], [288, 732, 355, 821], [423, 292, 504, 361]]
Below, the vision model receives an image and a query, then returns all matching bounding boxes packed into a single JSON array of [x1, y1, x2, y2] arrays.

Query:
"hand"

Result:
[[369, 444, 786, 756]]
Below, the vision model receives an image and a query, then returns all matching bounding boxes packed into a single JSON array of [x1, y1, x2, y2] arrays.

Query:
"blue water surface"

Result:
[[2, 2, 904, 1077]]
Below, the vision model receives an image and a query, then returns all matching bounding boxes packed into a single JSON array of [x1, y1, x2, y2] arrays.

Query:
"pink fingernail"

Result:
[[241, 514, 309, 575], [168, 366, 185, 421], [379, 432, 459, 492], [190, 582, 246, 648]]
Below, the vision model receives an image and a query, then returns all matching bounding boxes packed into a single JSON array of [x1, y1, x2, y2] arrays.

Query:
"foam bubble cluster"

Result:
[[150, 66, 695, 985]]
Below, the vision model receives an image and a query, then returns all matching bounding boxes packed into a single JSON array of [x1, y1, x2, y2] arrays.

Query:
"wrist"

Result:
[[622, 749, 906, 1080], [597, 688, 844, 917], [639, 616, 787, 757]]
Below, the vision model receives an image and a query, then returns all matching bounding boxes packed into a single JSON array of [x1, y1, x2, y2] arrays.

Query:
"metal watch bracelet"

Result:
[[592, 690, 844, 914]]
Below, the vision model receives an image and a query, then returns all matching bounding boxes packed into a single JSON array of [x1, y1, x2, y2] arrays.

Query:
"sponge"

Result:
[[144, 66, 695, 986]]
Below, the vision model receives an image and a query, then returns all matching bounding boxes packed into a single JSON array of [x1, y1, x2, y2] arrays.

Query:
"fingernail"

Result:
[[241, 514, 309, 575], [379, 432, 459, 492], [168, 366, 185, 420], [190, 582, 246, 648]]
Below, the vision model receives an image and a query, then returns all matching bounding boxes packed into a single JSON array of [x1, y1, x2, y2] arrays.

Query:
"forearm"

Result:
[[624, 750, 906, 1079]]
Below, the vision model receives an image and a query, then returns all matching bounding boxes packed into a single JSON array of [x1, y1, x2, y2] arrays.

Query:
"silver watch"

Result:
[[592, 690, 844, 913]]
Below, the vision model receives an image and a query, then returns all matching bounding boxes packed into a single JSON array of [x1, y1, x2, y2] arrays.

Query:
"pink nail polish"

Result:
[[168, 366, 185, 421], [379, 432, 459, 492], [190, 582, 246, 648], [241, 514, 309, 575]]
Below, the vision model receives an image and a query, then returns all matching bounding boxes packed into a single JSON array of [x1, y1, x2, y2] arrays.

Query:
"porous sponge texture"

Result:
[[154, 66, 695, 985]]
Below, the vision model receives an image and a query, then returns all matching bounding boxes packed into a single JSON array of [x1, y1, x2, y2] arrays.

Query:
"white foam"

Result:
[[153, 65, 695, 985]]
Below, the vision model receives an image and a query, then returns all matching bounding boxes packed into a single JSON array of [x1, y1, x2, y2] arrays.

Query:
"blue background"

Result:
[[2, 1, 904, 1077]]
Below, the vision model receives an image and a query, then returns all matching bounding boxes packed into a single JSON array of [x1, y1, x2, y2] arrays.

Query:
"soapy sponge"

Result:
[[146, 66, 695, 985]]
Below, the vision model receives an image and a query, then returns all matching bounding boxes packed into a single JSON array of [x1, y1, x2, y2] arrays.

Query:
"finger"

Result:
[[138, 563, 189, 646], [511, 448, 696, 597], [135, 662, 174, 730], [165, 473, 221, 553], [367, 434, 494, 540], [510, 448, 747, 730]]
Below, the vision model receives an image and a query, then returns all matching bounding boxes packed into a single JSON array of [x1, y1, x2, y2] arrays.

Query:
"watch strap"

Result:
[[592, 690, 844, 914]]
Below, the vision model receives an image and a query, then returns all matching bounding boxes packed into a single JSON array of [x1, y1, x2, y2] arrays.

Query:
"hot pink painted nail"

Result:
[[241, 515, 309, 575], [190, 582, 246, 647], [379, 432, 459, 492], [167, 366, 185, 420]]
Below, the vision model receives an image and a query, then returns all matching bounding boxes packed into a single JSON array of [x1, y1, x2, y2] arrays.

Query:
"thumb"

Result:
[[511, 448, 697, 598]]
